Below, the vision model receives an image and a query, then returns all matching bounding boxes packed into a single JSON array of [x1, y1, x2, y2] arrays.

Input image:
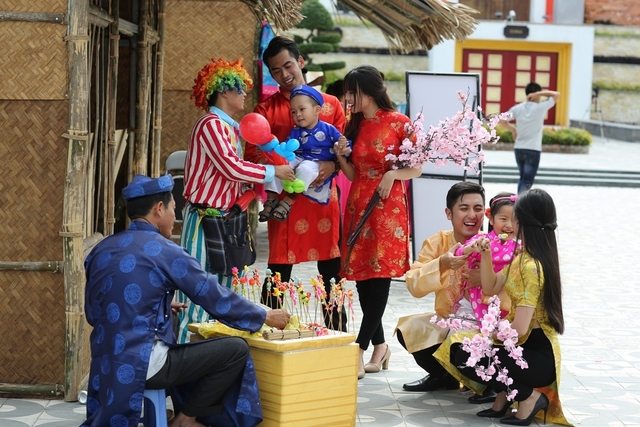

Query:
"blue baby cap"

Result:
[[291, 85, 324, 107], [122, 174, 174, 201]]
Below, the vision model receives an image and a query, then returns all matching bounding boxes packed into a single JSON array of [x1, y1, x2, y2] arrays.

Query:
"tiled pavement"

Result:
[[2, 136, 640, 426]]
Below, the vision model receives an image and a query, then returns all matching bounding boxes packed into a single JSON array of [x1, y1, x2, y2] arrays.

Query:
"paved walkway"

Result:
[[1, 137, 639, 426]]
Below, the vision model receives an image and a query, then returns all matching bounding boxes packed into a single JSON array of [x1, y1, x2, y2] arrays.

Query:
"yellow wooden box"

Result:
[[189, 324, 358, 426]]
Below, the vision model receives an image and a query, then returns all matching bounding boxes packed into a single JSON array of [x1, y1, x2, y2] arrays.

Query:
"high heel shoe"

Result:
[[500, 393, 549, 426], [476, 403, 512, 418], [364, 344, 391, 373], [358, 369, 365, 380]]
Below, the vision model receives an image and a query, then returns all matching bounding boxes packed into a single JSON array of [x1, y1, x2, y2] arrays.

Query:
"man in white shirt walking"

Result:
[[500, 82, 560, 193]]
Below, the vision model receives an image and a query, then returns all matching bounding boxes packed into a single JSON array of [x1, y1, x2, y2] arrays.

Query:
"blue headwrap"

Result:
[[122, 174, 174, 201], [290, 85, 324, 107]]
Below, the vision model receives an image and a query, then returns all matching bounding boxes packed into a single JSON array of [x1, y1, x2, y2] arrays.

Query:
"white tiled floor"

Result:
[[2, 137, 640, 426]]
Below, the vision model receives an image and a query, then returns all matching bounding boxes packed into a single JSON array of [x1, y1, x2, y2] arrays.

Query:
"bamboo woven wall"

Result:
[[0, 100, 68, 385], [0, 22, 67, 100], [2, 0, 66, 12], [160, 0, 259, 167]]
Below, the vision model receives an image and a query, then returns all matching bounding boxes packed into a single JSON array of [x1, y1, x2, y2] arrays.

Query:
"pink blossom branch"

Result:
[[430, 295, 527, 401], [386, 90, 509, 172]]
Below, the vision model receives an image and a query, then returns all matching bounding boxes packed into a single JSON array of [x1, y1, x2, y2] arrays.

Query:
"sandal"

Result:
[[259, 198, 279, 222], [271, 199, 292, 222]]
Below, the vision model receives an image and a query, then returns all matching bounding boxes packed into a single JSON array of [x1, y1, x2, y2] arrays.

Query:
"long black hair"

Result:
[[343, 65, 394, 142], [514, 188, 564, 334]]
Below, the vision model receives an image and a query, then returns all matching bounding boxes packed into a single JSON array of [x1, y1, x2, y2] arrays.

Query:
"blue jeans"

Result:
[[514, 149, 541, 194]]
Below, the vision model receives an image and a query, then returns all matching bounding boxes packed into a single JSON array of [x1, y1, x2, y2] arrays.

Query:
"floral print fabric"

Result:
[[341, 109, 411, 280]]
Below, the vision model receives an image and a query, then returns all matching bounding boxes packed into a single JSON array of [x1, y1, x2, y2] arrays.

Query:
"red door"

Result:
[[462, 49, 558, 124]]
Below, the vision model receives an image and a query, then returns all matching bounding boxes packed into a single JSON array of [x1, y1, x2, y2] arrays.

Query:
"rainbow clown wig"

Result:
[[191, 58, 254, 111]]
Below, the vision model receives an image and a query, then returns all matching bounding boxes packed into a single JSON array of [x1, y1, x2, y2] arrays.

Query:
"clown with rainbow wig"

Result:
[[175, 58, 295, 344], [191, 58, 253, 111]]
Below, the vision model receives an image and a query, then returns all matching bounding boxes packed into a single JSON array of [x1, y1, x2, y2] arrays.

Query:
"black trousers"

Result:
[[355, 278, 391, 351], [396, 331, 447, 376], [260, 257, 347, 332], [146, 337, 249, 417], [451, 328, 555, 401]]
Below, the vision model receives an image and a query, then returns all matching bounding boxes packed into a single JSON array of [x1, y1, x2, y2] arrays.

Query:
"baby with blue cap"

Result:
[[260, 85, 351, 222]]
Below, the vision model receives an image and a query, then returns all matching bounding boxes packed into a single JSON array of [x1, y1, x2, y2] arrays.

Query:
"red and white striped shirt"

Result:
[[184, 112, 268, 210]]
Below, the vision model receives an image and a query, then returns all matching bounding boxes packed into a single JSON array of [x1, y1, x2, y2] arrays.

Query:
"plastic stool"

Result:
[[142, 388, 168, 427]]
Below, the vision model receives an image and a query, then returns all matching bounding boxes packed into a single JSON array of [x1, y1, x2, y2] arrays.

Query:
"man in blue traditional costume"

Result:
[[82, 174, 290, 427]]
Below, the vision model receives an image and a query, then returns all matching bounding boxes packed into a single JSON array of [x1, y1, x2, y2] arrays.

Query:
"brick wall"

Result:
[[585, 0, 640, 26]]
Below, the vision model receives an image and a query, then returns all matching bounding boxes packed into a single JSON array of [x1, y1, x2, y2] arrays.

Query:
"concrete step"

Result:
[[483, 165, 640, 187]]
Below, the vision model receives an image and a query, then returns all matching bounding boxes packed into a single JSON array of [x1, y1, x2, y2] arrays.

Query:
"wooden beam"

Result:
[[88, 4, 112, 27], [119, 18, 138, 36], [0, 261, 63, 272], [0, 11, 65, 24], [0, 383, 64, 398], [87, 5, 138, 36]]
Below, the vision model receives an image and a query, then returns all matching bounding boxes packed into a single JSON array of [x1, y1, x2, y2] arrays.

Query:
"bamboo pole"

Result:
[[105, 0, 120, 236], [83, 233, 105, 258], [88, 4, 113, 27], [96, 25, 107, 235], [133, 0, 151, 176], [143, 0, 156, 175], [150, 0, 166, 177], [0, 383, 64, 398], [0, 11, 65, 24], [62, 0, 90, 402], [0, 261, 63, 272]]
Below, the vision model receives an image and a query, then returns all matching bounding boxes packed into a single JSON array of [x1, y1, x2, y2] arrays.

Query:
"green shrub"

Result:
[[320, 61, 346, 71], [298, 0, 334, 31], [306, 62, 346, 72], [304, 64, 323, 72], [312, 34, 342, 44], [494, 126, 592, 146], [298, 42, 335, 55], [573, 128, 593, 145], [382, 71, 406, 82], [541, 128, 556, 145], [294, 0, 345, 73], [495, 126, 514, 143]]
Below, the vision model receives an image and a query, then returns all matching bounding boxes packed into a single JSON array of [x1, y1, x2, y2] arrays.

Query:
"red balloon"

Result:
[[239, 113, 272, 145], [262, 151, 289, 166]]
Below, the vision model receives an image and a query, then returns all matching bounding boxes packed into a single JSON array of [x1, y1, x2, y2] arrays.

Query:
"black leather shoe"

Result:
[[402, 373, 459, 392], [403, 375, 430, 391], [468, 388, 498, 404], [476, 404, 511, 418]]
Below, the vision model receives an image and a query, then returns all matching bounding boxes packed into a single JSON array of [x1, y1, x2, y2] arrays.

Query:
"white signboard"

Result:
[[406, 72, 482, 258]]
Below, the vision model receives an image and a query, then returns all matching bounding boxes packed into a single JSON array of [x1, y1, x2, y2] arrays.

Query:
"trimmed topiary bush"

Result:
[[294, 0, 345, 74]]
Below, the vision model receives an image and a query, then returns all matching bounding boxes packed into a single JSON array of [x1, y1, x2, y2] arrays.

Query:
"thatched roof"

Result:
[[241, 0, 478, 52], [335, 0, 479, 52], [241, 0, 305, 31]]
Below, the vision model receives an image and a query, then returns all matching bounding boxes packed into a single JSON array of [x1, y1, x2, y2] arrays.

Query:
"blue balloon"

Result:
[[285, 138, 300, 152], [274, 139, 298, 161], [258, 137, 278, 152]]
